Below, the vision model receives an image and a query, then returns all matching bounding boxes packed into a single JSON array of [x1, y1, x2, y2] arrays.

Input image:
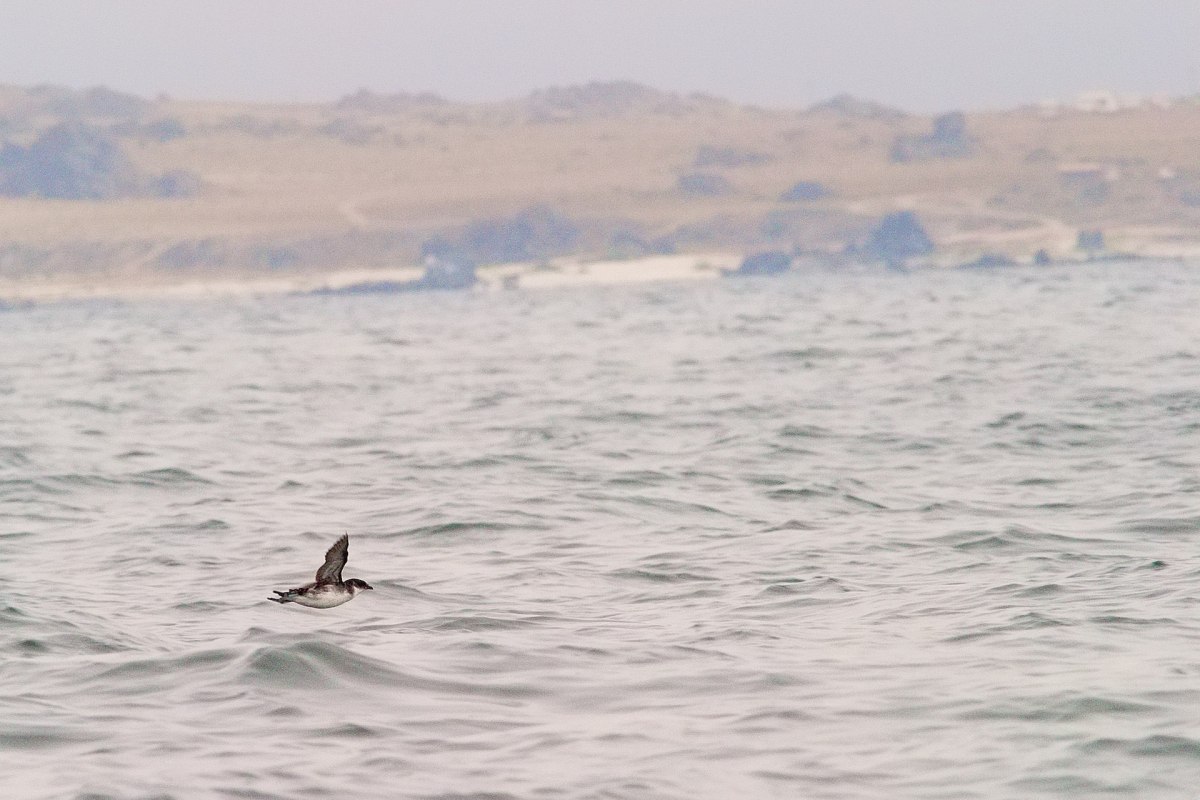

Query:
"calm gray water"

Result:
[[2, 262, 1199, 799]]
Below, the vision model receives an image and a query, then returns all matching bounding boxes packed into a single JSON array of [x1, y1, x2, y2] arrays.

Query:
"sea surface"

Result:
[[2, 261, 1199, 799]]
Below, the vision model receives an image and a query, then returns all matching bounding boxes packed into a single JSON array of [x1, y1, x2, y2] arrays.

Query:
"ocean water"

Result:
[[2, 261, 1199, 799]]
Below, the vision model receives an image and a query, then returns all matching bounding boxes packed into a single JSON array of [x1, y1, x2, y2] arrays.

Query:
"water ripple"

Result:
[[2, 262, 1199, 798]]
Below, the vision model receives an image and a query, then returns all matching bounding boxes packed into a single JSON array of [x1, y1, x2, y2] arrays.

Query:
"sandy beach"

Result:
[[0, 253, 744, 305]]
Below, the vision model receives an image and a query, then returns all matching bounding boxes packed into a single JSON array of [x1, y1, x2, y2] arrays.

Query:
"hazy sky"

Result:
[[2, 0, 1199, 111]]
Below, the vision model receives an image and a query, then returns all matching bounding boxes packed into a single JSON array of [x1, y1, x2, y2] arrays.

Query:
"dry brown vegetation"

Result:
[[3, 82, 1200, 288]]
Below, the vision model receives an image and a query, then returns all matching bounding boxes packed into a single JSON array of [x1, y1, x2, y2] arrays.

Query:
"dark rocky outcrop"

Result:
[[312, 254, 477, 296], [731, 250, 792, 276], [957, 252, 1016, 270], [677, 172, 733, 197], [857, 211, 934, 266], [779, 181, 832, 202], [414, 256, 477, 290]]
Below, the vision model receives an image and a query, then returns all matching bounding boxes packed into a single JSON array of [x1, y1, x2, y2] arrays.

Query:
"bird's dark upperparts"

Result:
[[269, 534, 373, 609]]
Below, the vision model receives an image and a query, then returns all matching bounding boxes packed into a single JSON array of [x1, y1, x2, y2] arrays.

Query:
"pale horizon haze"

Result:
[[1, 0, 1199, 112]]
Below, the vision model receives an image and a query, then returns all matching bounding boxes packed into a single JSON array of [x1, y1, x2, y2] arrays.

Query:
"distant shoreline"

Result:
[[0, 253, 744, 306], [6, 82, 1200, 295], [2, 250, 1194, 308]]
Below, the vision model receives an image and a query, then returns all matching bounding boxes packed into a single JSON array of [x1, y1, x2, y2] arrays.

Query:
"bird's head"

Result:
[[346, 578, 373, 593]]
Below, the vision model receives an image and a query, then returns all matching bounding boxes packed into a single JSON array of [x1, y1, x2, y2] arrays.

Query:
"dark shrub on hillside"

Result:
[[735, 251, 792, 275], [1161, 167, 1200, 208], [0, 115, 30, 138], [693, 146, 771, 168], [890, 111, 973, 163], [77, 86, 149, 119], [335, 89, 448, 113], [0, 121, 141, 199], [420, 236, 460, 261], [30, 85, 150, 120], [780, 181, 832, 202], [0, 121, 197, 200], [860, 211, 934, 265], [1077, 229, 1105, 253], [109, 116, 188, 141], [155, 238, 230, 270], [317, 117, 381, 145], [0, 143, 21, 172], [140, 117, 187, 142], [677, 172, 733, 197], [1058, 165, 1113, 205], [152, 169, 202, 198], [523, 81, 685, 120], [251, 245, 301, 270], [220, 115, 303, 138], [931, 111, 967, 144], [808, 93, 907, 120], [459, 206, 581, 264]]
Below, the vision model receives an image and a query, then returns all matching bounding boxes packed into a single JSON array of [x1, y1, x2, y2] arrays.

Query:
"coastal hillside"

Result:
[[3, 82, 1200, 289]]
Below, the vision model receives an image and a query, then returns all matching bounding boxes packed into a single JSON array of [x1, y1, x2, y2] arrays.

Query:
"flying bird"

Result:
[[269, 534, 373, 608]]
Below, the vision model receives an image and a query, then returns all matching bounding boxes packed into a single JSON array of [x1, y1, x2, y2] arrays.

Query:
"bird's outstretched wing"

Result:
[[314, 534, 349, 584]]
